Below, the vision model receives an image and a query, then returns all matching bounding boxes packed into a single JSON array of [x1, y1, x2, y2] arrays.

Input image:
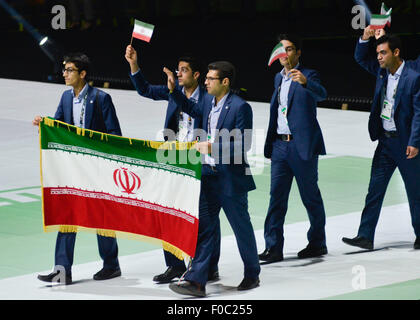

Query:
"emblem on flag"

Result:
[[132, 19, 155, 43], [113, 168, 141, 195]]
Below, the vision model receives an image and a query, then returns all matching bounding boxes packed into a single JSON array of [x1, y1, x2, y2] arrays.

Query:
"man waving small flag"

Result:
[[131, 19, 155, 43]]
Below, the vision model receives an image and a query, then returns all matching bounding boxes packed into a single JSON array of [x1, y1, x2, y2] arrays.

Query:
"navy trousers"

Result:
[[163, 217, 221, 274], [358, 135, 420, 241], [264, 138, 326, 253], [185, 172, 260, 286], [55, 232, 120, 275]]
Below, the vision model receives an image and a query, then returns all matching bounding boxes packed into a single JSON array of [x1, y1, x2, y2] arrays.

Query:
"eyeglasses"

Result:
[[175, 67, 191, 74], [205, 76, 221, 81], [62, 68, 79, 74]]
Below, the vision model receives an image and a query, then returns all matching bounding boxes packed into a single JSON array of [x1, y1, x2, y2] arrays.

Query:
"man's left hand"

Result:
[[289, 69, 307, 85], [406, 146, 419, 159]]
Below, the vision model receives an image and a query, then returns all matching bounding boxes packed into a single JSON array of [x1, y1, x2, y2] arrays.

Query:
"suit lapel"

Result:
[[65, 91, 74, 124], [84, 85, 95, 130], [216, 92, 232, 130], [286, 65, 303, 112]]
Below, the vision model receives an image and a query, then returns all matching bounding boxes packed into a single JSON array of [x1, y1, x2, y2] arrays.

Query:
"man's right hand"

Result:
[[375, 28, 385, 39], [362, 25, 376, 41], [125, 45, 140, 74], [32, 115, 42, 126]]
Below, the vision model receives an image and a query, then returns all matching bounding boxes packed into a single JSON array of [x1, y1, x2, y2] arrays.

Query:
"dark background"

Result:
[[1, 0, 419, 111]]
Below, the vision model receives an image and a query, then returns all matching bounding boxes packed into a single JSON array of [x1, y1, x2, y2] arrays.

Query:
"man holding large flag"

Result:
[[259, 34, 328, 264], [163, 61, 261, 297], [124, 45, 221, 284], [33, 53, 122, 285]]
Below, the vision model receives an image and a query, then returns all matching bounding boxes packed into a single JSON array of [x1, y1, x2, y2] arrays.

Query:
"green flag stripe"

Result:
[[40, 119, 201, 179]]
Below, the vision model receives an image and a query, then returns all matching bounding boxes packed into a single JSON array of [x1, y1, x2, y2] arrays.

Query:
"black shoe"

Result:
[[342, 236, 374, 250], [38, 271, 72, 285], [208, 270, 220, 282], [237, 277, 260, 291], [258, 249, 284, 263], [153, 267, 186, 283], [169, 281, 206, 297], [298, 245, 328, 259], [93, 267, 121, 281], [414, 238, 420, 250]]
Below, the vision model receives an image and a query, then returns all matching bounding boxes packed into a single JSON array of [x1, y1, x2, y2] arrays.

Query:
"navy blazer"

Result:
[[355, 40, 420, 148], [130, 69, 204, 135], [264, 65, 327, 160], [170, 89, 256, 196], [53, 85, 122, 136]]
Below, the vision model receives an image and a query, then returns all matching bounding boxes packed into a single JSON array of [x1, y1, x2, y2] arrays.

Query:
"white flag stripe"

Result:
[[42, 149, 200, 218]]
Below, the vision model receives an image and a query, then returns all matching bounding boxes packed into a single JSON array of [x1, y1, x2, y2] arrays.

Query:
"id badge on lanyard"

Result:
[[380, 85, 397, 121], [79, 91, 89, 128], [278, 87, 288, 125]]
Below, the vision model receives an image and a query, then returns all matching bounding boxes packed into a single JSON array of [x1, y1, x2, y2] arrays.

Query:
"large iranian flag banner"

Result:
[[39, 118, 201, 259]]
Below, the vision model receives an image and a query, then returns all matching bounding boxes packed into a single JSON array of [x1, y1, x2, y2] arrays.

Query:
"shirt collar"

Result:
[[71, 83, 89, 101], [388, 60, 405, 80], [280, 62, 300, 79]]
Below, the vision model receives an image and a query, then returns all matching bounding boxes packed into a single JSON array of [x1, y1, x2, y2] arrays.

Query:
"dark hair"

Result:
[[63, 53, 91, 76], [208, 61, 236, 87], [277, 34, 302, 51], [177, 56, 203, 74], [375, 34, 403, 57]]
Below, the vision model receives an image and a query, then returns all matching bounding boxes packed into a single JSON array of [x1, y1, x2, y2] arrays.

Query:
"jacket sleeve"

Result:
[[102, 93, 122, 136], [129, 69, 170, 101], [354, 39, 379, 76]]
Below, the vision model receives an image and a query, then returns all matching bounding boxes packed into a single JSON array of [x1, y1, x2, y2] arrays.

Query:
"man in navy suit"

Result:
[[163, 61, 261, 297], [125, 45, 220, 284], [259, 34, 328, 263], [343, 32, 420, 250], [33, 53, 122, 284]]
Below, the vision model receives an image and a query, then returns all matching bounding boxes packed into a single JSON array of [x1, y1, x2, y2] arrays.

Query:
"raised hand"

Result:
[[375, 28, 386, 39], [32, 115, 42, 126], [288, 69, 307, 85], [163, 67, 176, 92], [406, 146, 419, 159]]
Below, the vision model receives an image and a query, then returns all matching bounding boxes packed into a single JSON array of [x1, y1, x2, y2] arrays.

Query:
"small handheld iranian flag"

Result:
[[268, 42, 287, 67], [131, 19, 155, 43], [370, 4, 392, 29]]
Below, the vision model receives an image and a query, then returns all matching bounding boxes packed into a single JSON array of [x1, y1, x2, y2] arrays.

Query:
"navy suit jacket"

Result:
[[264, 65, 327, 160], [130, 69, 204, 136], [53, 85, 122, 136], [170, 89, 256, 196], [355, 40, 420, 148]]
